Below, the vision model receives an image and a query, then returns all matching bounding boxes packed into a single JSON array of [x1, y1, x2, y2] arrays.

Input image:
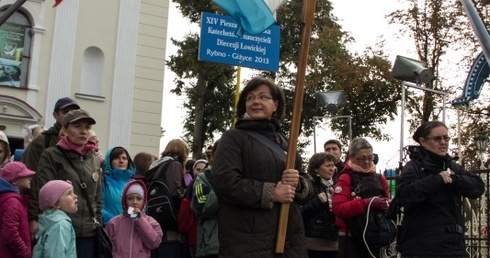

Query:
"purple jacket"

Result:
[[0, 178, 31, 258]]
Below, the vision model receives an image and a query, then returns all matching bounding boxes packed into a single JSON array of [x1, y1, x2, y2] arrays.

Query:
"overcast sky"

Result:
[[160, 0, 416, 172]]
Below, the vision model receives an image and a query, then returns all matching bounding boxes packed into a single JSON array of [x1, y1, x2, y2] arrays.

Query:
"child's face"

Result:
[[56, 186, 78, 213], [14, 177, 32, 191], [192, 163, 206, 178], [126, 193, 144, 210]]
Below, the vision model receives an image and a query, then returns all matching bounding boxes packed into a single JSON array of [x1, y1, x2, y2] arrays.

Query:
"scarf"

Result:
[[346, 159, 376, 174], [57, 136, 96, 156], [320, 178, 334, 211]]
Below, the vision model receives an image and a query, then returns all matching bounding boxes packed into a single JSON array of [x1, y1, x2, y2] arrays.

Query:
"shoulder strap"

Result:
[[56, 147, 98, 221], [44, 133, 51, 149], [146, 158, 175, 183], [243, 130, 286, 160]]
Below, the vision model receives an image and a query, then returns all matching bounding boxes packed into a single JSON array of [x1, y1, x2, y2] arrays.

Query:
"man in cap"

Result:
[[21, 97, 80, 171], [21, 97, 79, 241]]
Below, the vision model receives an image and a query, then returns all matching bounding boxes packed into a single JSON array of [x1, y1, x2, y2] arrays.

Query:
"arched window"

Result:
[[0, 10, 31, 88], [81, 47, 104, 96]]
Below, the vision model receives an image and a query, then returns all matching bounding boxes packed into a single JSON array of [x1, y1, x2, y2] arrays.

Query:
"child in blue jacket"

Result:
[[32, 180, 78, 258]]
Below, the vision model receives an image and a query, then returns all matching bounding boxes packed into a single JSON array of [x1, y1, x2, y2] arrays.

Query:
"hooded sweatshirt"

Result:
[[0, 178, 31, 258], [0, 131, 10, 166], [105, 180, 163, 258], [102, 147, 136, 225], [32, 209, 76, 258]]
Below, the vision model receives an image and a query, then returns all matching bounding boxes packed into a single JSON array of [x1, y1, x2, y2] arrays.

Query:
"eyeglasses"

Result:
[[245, 95, 274, 102], [426, 135, 451, 143], [353, 156, 374, 162]]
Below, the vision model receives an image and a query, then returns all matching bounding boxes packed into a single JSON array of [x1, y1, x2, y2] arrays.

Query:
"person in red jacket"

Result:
[[0, 162, 36, 258], [332, 137, 390, 258]]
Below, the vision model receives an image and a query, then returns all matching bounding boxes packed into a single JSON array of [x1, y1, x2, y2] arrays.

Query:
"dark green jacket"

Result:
[[22, 123, 61, 171], [29, 146, 103, 237], [192, 170, 219, 257]]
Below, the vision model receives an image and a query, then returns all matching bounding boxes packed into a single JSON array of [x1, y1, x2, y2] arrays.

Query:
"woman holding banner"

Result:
[[212, 77, 312, 258]]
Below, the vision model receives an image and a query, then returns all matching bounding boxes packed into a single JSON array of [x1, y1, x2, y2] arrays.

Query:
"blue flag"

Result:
[[212, 0, 280, 36], [461, 0, 490, 65]]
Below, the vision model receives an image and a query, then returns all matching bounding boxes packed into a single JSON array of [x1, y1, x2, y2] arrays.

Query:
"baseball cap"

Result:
[[62, 109, 96, 127], [54, 97, 80, 112], [0, 161, 36, 183]]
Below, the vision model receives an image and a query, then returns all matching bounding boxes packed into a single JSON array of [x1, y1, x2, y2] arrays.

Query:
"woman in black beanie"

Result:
[[396, 121, 485, 257]]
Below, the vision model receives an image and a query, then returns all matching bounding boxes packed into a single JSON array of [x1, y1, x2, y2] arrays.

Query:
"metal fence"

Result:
[[465, 169, 489, 258]]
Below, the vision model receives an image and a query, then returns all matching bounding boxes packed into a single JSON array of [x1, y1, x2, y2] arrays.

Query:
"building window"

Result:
[[81, 47, 104, 96], [0, 10, 31, 88]]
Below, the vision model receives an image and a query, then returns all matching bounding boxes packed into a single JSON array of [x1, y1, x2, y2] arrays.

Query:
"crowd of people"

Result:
[[0, 77, 486, 258]]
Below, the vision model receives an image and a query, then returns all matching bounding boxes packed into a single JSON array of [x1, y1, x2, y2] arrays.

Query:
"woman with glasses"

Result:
[[332, 137, 391, 258], [396, 121, 485, 257], [212, 77, 313, 257]]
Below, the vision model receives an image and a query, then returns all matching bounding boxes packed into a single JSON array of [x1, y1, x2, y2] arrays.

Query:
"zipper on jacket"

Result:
[[129, 218, 134, 258]]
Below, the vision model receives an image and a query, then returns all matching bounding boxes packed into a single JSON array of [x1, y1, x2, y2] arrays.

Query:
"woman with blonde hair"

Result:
[[29, 109, 101, 258]]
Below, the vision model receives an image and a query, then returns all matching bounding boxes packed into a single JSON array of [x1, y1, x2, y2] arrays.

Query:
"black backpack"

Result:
[[145, 159, 179, 231], [346, 172, 396, 249]]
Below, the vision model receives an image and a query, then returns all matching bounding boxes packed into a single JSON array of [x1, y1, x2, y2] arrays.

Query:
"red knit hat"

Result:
[[39, 180, 73, 211], [0, 161, 36, 183]]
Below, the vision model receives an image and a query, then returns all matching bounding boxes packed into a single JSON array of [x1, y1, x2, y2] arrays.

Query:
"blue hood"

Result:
[[104, 146, 136, 180], [0, 177, 17, 194]]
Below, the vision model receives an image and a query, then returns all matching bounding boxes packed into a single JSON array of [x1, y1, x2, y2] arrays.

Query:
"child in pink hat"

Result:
[[0, 161, 36, 258], [105, 180, 162, 257], [32, 180, 78, 258]]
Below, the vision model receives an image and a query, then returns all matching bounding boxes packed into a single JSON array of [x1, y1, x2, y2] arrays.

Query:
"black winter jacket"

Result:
[[396, 146, 485, 256], [300, 175, 337, 240], [212, 119, 312, 258]]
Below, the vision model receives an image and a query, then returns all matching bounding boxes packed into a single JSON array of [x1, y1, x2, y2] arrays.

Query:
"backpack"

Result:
[[145, 158, 179, 231], [346, 172, 396, 249]]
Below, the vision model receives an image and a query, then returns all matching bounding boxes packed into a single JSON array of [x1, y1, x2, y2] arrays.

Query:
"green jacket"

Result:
[[29, 146, 103, 237], [32, 209, 76, 258], [21, 123, 61, 171], [192, 170, 219, 257]]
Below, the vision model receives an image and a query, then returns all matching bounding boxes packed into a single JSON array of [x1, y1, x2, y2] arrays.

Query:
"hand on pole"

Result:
[[281, 169, 299, 188], [273, 181, 296, 203]]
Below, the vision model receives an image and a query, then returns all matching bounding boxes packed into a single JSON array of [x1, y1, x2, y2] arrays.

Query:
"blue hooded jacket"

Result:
[[0, 177, 17, 194], [102, 147, 136, 225], [32, 209, 76, 258]]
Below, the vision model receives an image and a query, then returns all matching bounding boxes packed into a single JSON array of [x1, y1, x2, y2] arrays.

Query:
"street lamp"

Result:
[[316, 91, 344, 113], [314, 91, 351, 153], [391, 55, 436, 170], [474, 132, 488, 169]]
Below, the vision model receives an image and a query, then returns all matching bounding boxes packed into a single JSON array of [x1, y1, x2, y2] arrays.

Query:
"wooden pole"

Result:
[[275, 0, 316, 253], [233, 66, 242, 126]]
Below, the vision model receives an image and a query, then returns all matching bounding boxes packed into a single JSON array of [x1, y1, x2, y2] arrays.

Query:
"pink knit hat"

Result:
[[0, 162, 36, 183], [39, 180, 73, 211]]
